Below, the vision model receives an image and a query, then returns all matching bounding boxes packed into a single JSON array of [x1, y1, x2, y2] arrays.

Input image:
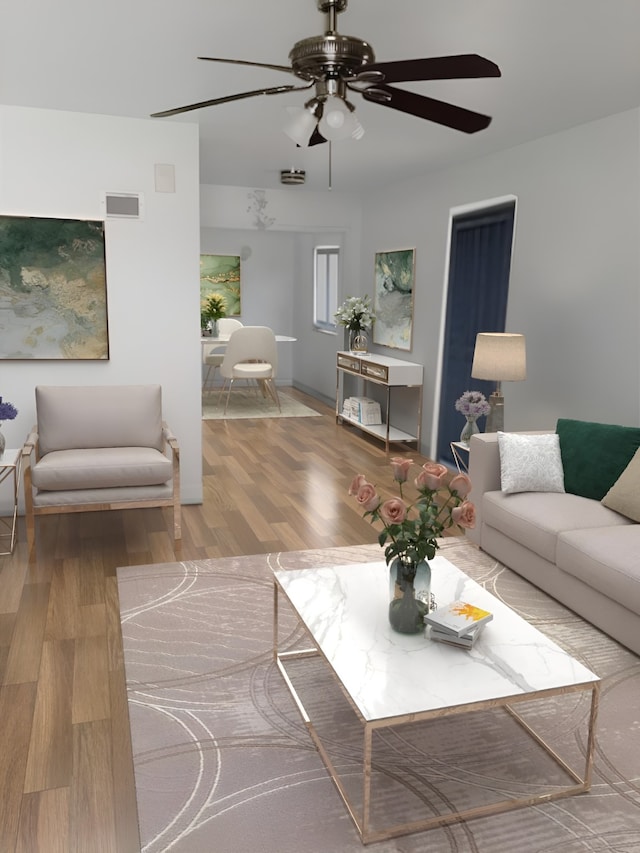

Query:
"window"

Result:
[[314, 245, 339, 332]]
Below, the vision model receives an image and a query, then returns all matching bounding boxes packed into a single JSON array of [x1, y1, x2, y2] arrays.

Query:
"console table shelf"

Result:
[[335, 351, 423, 452]]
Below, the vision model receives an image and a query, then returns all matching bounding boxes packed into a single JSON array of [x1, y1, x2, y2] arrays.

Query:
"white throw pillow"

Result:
[[497, 432, 566, 494]]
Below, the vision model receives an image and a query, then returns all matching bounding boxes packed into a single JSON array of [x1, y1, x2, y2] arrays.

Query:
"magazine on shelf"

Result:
[[423, 600, 493, 638]]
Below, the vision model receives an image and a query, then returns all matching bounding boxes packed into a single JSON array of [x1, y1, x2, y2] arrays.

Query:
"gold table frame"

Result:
[[0, 448, 22, 556], [273, 575, 600, 845]]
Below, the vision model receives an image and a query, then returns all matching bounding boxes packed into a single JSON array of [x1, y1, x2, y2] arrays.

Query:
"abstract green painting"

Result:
[[373, 248, 415, 351], [0, 215, 108, 359]]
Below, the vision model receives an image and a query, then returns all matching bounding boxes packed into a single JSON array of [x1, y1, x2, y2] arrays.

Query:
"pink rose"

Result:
[[356, 483, 381, 512], [452, 501, 476, 529], [415, 462, 448, 491], [390, 457, 413, 483], [449, 473, 472, 498], [379, 498, 407, 526], [348, 474, 367, 496]]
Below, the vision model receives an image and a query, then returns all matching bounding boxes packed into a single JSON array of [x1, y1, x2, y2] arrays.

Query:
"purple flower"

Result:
[[454, 390, 490, 418], [0, 397, 18, 420]]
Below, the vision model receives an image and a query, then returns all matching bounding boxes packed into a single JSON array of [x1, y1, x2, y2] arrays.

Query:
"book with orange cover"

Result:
[[423, 600, 493, 637]]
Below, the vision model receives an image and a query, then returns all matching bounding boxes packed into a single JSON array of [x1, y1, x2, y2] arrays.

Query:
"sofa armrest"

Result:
[[466, 434, 501, 545], [466, 430, 554, 545]]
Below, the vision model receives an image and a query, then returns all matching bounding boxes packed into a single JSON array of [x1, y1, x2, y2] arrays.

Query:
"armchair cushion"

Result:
[[36, 384, 164, 454], [31, 447, 172, 491]]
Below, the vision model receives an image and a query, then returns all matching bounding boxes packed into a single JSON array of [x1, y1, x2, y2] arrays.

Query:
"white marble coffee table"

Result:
[[273, 555, 600, 844]]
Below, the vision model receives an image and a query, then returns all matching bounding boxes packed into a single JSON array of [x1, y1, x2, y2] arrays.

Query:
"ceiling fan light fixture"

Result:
[[283, 105, 318, 147], [318, 95, 361, 141]]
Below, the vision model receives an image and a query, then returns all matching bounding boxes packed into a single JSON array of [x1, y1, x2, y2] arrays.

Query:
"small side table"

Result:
[[0, 448, 22, 555], [450, 440, 470, 474]]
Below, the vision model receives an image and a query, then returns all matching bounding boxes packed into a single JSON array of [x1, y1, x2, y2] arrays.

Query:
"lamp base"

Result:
[[485, 391, 504, 433]]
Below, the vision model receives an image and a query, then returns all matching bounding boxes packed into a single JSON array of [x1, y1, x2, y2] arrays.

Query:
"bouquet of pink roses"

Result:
[[349, 458, 475, 566]]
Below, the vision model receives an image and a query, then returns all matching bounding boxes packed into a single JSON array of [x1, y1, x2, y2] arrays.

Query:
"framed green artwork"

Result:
[[373, 248, 416, 351], [200, 254, 241, 317], [0, 215, 109, 359]]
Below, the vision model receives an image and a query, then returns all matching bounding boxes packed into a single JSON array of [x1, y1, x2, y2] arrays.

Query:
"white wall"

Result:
[[200, 184, 362, 403], [358, 108, 640, 456], [200, 227, 297, 383], [0, 105, 203, 511]]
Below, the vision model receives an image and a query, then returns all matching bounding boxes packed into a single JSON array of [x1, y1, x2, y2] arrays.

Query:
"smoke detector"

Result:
[[280, 169, 306, 185]]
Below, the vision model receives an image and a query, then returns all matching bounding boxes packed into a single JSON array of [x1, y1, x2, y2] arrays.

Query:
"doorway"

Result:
[[435, 198, 516, 466]]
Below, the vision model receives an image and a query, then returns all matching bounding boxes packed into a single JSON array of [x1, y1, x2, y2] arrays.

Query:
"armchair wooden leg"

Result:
[[23, 464, 36, 556], [173, 502, 182, 541]]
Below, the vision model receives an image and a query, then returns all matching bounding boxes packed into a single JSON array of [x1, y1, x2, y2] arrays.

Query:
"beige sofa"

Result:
[[22, 384, 181, 553], [467, 430, 640, 656]]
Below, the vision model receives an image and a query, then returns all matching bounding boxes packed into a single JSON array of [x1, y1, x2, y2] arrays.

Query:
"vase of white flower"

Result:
[[349, 329, 368, 353], [335, 295, 375, 353]]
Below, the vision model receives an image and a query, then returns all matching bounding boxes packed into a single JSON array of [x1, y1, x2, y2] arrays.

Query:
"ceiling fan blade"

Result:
[[360, 54, 501, 84], [362, 85, 492, 133], [306, 127, 328, 147], [151, 83, 312, 118], [198, 56, 294, 75]]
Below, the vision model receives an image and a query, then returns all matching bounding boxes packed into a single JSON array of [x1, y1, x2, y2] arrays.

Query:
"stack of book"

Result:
[[342, 396, 382, 425], [424, 600, 493, 648]]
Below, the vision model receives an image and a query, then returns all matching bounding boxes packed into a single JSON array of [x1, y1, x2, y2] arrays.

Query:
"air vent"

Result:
[[280, 169, 306, 186], [102, 192, 143, 219]]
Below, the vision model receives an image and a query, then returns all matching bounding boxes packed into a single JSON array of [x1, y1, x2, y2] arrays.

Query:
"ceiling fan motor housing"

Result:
[[289, 35, 375, 79]]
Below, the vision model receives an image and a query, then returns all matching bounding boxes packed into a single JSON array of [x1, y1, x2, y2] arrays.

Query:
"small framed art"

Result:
[[200, 254, 241, 316]]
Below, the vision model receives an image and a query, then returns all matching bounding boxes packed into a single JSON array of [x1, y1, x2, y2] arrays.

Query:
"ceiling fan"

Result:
[[151, 0, 500, 146]]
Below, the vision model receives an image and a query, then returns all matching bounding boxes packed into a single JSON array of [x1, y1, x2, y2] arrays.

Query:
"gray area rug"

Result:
[[117, 541, 640, 853], [202, 388, 322, 420]]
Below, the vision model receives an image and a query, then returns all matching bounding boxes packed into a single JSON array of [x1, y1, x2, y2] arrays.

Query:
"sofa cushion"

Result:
[[31, 447, 172, 491], [497, 431, 565, 494], [36, 385, 165, 454], [601, 447, 640, 522], [482, 490, 632, 563], [557, 526, 640, 617], [556, 418, 640, 501]]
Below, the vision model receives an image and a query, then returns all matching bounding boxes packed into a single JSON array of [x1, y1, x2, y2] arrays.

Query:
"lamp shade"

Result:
[[283, 107, 318, 147], [318, 96, 362, 141], [471, 333, 526, 381]]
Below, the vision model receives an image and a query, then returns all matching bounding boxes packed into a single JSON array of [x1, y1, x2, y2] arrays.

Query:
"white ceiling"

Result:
[[3, 0, 640, 193]]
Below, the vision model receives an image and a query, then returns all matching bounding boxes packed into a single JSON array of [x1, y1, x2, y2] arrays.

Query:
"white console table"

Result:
[[335, 351, 423, 452]]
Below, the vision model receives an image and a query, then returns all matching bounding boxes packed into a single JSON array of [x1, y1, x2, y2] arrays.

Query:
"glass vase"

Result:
[[460, 415, 480, 445], [349, 329, 368, 353], [0, 423, 5, 458], [388, 556, 432, 634]]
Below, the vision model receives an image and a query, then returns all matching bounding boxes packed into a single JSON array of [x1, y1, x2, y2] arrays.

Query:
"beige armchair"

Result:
[[22, 384, 181, 552]]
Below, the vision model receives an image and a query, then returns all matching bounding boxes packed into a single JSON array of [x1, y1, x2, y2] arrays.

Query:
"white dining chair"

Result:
[[218, 326, 280, 414], [202, 318, 243, 394]]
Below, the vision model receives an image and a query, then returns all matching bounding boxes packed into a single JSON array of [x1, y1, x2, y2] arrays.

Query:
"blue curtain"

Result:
[[437, 202, 515, 466]]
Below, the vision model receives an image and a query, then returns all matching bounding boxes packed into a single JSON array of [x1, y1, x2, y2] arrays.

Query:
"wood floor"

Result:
[[0, 388, 446, 852]]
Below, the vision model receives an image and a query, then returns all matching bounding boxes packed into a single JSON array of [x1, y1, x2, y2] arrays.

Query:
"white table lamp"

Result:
[[471, 333, 526, 433]]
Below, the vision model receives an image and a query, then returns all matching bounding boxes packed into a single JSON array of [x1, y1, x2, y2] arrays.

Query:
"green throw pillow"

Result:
[[556, 418, 640, 500]]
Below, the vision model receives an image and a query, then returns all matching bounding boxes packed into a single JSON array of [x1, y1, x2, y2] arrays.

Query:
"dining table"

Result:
[[201, 333, 296, 346]]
